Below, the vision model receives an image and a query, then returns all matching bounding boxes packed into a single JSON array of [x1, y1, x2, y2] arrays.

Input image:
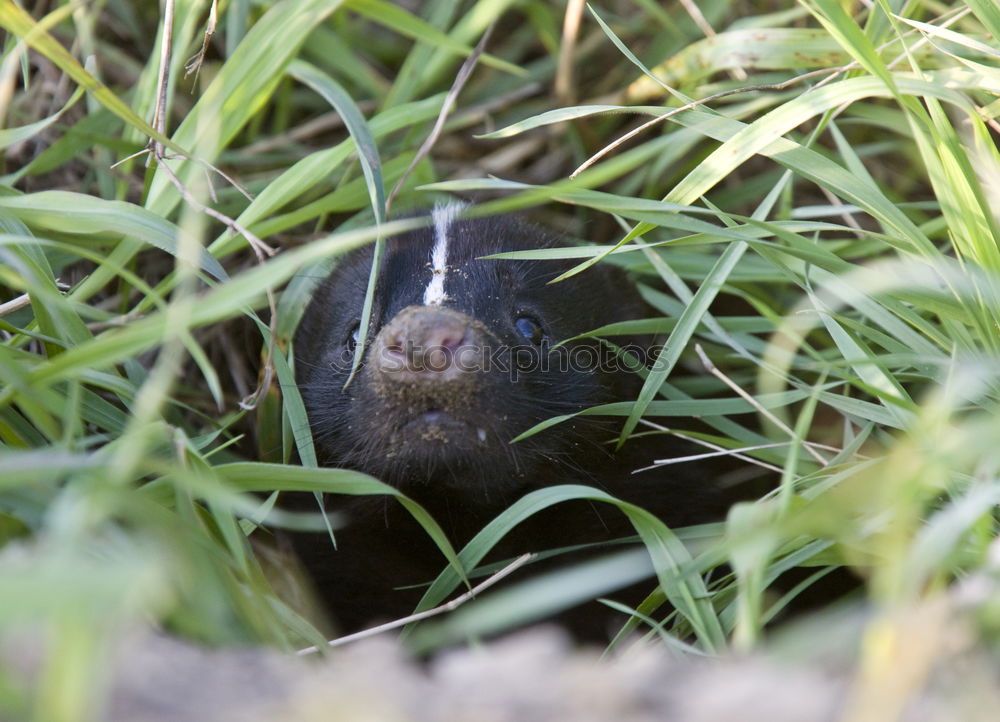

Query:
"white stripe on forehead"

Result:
[[423, 201, 466, 306]]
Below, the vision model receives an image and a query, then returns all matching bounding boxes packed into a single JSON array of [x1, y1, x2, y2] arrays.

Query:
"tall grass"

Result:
[[1, 0, 999, 719]]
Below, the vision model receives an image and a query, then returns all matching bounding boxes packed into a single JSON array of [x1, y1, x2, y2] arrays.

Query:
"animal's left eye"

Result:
[[514, 315, 546, 345]]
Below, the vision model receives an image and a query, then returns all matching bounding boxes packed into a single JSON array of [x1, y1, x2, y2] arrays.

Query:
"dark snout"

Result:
[[370, 305, 494, 384]]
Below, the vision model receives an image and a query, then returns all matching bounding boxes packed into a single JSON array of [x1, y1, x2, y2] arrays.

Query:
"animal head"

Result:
[[294, 208, 650, 504]]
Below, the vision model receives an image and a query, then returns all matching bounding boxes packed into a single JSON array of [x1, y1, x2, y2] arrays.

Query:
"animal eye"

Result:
[[514, 315, 546, 345], [345, 322, 361, 351]]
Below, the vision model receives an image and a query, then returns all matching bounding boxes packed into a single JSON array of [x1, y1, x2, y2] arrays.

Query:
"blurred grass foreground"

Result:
[[2, 0, 1000, 720]]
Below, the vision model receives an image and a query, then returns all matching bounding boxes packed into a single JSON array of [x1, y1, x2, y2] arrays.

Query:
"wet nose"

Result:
[[373, 305, 483, 382]]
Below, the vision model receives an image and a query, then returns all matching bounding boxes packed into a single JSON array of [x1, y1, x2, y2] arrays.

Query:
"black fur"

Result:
[[290, 211, 724, 637]]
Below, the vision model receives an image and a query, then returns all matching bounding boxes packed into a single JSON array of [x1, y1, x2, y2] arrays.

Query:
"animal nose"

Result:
[[373, 305, 484, 382]]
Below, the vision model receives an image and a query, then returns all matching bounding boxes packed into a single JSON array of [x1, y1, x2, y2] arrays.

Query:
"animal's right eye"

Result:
[[514, 315, 546, 345], [344, 322, 361, 351]]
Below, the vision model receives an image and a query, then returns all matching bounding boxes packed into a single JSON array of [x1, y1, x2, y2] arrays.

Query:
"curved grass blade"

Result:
[[0, 3, 180, 153], [145, 0, 344, 215], [408, 547, 659, 651], [215, 462, 465, 587], [0, 85, 83, 149], [3, 218, 423, 399], [209, 93, 444, 257], [0, 192, 228, 288], [407, 484, 724, 651], [344, 0, 523, 76], [288, 60, 385, 225]]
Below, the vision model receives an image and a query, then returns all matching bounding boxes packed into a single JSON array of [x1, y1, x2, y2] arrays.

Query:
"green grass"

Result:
[[1, 0, 1000, 719]]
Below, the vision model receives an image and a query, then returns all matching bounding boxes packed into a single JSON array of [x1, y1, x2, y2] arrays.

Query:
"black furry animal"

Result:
[[291, 207, 723, 637]]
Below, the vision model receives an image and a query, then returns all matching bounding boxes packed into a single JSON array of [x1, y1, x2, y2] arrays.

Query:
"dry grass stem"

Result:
[[296, 553, 536, 654], [385, 23, 495, 216], [185, 0, 218, 81], [695, 344, 830, 465]]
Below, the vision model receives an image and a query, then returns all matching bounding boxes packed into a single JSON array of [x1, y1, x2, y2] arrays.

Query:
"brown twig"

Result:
[[676, 0, 746, 81], [555, 0, 585, 105], [455, 81, 543, 131], [185, 0, 218, 82], [149, 0, 175, 164], [145, 0, 270, 257], [638, 443, 789, 474], [575, 5, 973, 180], [633, 425, 856, 474], [189, 155, 254, 202], [295, 552, 536, 655], [571, 67, 836, 179], [694, 344, 830, 466], [0, 293, 33, 317], [240, 103, 373, 155], [110, 147, 152, 169], [634, 420, 786, 475], [820, 186, 865, 235], [677, 0, 718, 43], [2, 280, 72, 318], [385, 22, 496, 216], [156, 159, 275, 259], [144, 0, 279, 412]]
